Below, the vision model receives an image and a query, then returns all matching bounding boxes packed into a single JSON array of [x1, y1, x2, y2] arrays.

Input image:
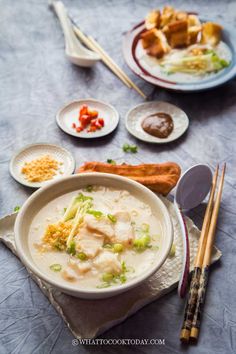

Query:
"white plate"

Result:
[[9, 143, 75, 188], [56, 99, 119, 138], [126, 101, 189, 144]]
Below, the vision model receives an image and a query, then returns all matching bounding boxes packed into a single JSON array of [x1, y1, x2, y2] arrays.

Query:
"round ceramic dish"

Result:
[[9, 143, 75, 188], [14, 173, 173, 299], [123, 19, 236, 92], [56, 99, 119, 138], [126, 101, 189, 143]]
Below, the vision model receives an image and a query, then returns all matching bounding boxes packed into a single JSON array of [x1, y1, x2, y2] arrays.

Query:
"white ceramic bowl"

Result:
[[14, 173, 173, 299]]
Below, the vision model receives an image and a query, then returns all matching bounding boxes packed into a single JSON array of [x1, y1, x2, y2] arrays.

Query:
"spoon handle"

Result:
[[52, 1, 78, 52], [174, 200, 190, 298]]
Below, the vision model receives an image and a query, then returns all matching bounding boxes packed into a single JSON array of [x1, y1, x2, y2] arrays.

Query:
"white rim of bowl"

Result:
[[14, 172, 173, 296], [9, 143, 76, 188], [125, 101, 189, 144], [56, 98, 119, 139]]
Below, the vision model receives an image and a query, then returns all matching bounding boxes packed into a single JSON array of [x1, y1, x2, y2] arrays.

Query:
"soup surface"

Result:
[[29, 186, 163, 289]]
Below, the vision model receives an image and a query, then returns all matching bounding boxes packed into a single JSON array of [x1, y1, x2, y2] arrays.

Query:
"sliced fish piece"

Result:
[[94, 250, 122, 274], [84, 214, 114, 238], [75, 225, 104, 258], [111, 211, 134, 247], [69, 259, 91, 275], [61, 268, 77, 282]]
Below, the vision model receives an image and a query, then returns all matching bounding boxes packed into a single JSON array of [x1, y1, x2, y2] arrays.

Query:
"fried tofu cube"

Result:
[[188, 25, 202, 45], [168, 20, 188, 48], [141, 28, 157, 49], [141, 29, 170, 58], [145, 9, 161, 30], [175, 11, 188, 21], [201, 22, 222, 46], [188, 14, 201, 27], [160, 6, 175, 28]]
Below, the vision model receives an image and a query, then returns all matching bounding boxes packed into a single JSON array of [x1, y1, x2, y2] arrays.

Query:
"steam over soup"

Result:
[[29, 186, 163, 289]]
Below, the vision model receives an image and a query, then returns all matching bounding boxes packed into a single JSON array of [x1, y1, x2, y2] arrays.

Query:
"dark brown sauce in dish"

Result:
[[141, 112, 174, 138]]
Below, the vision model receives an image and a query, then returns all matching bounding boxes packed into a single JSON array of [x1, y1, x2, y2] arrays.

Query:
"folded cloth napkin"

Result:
[[0, 197, 221, 339]]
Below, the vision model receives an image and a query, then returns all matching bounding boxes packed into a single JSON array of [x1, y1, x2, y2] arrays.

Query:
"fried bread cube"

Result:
[[201, 22, 222, 46], [188, 25, 202, 45], [175, 11, 188, 21], [160, 6, 176, 28], [188, 14, 201, 27], [141, 29, 170, 58], [168, 20, 188, 47], [141, 28, 157, 49], [145, 9, 161, 30]]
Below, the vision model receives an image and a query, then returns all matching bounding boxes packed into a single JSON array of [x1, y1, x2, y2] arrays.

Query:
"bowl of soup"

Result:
[[15, 173, 173, 299]]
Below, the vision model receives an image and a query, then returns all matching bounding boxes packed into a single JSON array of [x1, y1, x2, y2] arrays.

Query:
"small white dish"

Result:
[[14, 173, 173, 299], [56, 99, 119, 138], [9, 143, 75, 188], [126, 101, 189, 144]]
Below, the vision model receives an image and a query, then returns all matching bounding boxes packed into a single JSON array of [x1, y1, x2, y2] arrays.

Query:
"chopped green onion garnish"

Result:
[[103, 243, 113, 249], [77, 193, 93, 202], [77, 252, 87, 261], [133, 235, 151, 252], [87, 209, 103, 219], [113, 243, 124, 253], [102, 273, 114, 283], [50, 264, 62, 272], [169, 243, 176, 257], [121, 260, 127, 273], [107, 159, 116, 165], [14, 206, 20, 212], [67, 241, 76, 255], [107, 214, 117, 223], [119, 274, 127, 283], [141, 223, 150, 233], [85, 185, 93, 192], [122, 143, 138, 153]]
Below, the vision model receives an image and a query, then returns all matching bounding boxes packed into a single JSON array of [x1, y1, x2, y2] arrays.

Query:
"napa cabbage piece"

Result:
[[161, 49, 229, 75]]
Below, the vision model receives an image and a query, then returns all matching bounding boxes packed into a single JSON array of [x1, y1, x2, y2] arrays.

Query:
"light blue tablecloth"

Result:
[[0, 0, 236, 353]]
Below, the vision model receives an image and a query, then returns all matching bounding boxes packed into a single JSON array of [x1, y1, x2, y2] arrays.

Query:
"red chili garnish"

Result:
[[90, 119, 97, 126], [76, 126, 83, 132], [79, 104, 88, 117], [80, 114, 92, 126], [76, 104, 105, 133], [88, 126, 97, 132], [94, 120, 102, 129], [98, 118, 104, 127], [88, 109, 98, 119]]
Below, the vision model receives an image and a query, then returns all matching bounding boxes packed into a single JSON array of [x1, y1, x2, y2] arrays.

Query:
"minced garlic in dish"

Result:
[[21, 155, 62, 182]]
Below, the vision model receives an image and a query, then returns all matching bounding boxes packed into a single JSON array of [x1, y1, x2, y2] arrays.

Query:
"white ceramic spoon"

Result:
[[51, 1, 100, 67], [174, 164, 212, 298]]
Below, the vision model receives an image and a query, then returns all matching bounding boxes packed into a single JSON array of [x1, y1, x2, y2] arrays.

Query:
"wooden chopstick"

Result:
[[87, 35, 132, 88], [180, 166, 219, 342], [190, 163, 226, 341], [87, 35, 147, 99], [72, 26, 131, 89], [72, 25, 147, 99]]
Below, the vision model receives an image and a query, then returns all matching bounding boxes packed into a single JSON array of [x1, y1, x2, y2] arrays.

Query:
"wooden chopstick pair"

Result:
[[180, 163, 226, 343], [72, 25, 147, 99]]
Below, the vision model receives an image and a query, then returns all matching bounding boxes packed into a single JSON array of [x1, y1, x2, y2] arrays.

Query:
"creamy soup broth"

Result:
[[29, 186, 163, 289]]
